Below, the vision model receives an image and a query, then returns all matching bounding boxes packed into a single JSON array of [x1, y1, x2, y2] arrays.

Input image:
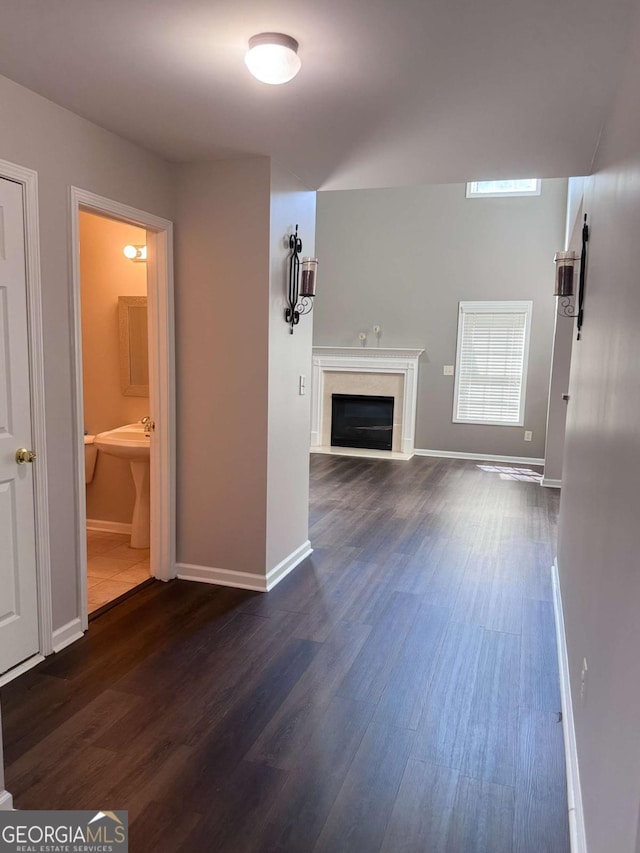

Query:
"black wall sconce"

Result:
[[554, 213, 589, 340], [285, 224, 318, 334]]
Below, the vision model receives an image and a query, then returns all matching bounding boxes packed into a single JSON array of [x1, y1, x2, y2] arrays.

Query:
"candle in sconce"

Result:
[[554, 251, 576, 297], [300, 257, 318, 297]]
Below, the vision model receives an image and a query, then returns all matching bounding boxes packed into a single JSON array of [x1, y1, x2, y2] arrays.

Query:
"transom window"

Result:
[[466, 179, 541, 198], [453, 301, 532, 426]]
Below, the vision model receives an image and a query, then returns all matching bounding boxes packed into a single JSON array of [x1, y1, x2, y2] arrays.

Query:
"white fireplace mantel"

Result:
[[311, 347, 424, 456]]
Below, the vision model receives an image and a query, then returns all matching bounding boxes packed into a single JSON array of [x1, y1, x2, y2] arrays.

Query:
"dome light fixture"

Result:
[[245, 33, 301, 85]]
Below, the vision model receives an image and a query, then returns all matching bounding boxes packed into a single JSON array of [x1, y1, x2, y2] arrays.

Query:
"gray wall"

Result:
[[174, 158, 271, 574], [543, 312, 574, 482], [557, 7, 640, 849], [174, 158, 316, 578], [543, 187, 586, 483], [314, 180, 567, 459], [0, 74, 174, 631], [267, 163, 316, 570]]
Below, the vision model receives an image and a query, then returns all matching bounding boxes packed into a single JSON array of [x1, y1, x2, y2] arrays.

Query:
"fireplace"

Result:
[[311, 348, 424, 456], [331, 394, 394, 451]]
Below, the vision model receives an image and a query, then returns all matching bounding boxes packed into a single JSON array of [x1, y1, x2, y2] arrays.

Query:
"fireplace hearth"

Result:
[[331, 394, 394, 451]]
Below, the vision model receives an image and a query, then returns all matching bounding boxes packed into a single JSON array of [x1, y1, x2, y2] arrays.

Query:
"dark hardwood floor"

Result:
[[1, 455, 569, 852]]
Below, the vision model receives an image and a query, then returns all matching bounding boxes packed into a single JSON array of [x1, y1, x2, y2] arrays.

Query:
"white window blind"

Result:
[[453, 301, 532, 426]]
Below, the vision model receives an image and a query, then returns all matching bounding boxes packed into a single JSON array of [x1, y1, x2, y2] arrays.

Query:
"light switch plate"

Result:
[[524, 430, 532, 441], [443, 365, 454, 376]]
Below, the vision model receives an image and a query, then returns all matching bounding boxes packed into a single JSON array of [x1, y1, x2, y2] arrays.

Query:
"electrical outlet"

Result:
[[443, 365, 454, 376], [580, 657, 588, 704], [299, 375, 306, 396], [524, 430, 533, 442]]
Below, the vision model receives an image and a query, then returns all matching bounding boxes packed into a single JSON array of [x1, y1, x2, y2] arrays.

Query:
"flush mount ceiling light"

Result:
[[245, 33, 301, 85]]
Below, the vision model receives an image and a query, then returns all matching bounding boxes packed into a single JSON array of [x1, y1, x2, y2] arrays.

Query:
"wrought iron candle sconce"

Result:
[[285, 225, 318, 334], [555, 213, 589, 340]]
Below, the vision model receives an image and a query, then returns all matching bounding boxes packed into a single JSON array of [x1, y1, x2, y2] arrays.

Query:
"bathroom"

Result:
[[81, 211, 152, 614]]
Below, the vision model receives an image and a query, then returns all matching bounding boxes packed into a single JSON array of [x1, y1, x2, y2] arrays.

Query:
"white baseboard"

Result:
[[552, 559, 587, 853], [266, 540, 313, 591], [52, 618, 85, 653], [177, 540, 313, 594], [0, 654, 45, 687], [414, 448, 544, 465], [0, 790, 13, 810], [541, 477, 562, 489], [176, 563, 269, 591], [86, 519, 132, 535]]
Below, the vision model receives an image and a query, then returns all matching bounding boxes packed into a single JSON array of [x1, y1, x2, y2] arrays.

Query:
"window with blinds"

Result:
[[453, 301, 532, 426]]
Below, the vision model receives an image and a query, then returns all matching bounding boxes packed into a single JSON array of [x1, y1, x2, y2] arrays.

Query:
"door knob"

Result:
[[16, 448, 36, 464]]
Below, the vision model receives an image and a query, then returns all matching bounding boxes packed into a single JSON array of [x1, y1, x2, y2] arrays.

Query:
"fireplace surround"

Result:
[[311, 347, 424, 458]]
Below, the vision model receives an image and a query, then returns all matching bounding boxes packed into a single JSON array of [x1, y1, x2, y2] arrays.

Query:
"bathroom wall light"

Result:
[[285, 225, 318, 334], [554, 213, 589, 340], [245, 33, 301, 85], [123, 244, 147, 262]]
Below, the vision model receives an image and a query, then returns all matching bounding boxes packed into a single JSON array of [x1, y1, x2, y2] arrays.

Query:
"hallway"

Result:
[[0, 455, 568, 852]]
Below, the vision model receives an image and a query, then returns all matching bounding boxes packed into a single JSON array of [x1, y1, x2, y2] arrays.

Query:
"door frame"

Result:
[[0, 158, 53, 661], [69, 188, 176, 631]]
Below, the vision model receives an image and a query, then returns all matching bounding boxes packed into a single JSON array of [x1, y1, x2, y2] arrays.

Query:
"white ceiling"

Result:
[[0, 0, 636, 190]]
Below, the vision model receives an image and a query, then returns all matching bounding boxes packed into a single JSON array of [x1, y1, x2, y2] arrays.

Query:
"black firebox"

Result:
[[331, 394, 394, 451]]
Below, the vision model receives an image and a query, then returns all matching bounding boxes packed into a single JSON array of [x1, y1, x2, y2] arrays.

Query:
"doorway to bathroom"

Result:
[[70, 189, 175, 629], [80, 212, 153, 613]]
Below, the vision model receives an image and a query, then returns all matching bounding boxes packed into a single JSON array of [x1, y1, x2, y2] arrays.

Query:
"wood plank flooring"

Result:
[[1, 455, 569, 852]]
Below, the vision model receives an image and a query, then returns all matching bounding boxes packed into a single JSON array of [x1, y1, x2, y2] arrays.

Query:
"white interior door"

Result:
[[0, 176, 39, 675]]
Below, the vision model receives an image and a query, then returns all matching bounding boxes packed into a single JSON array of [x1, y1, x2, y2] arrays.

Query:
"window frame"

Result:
[[465, 180, 541, 199], [452, 300, 533, 428]]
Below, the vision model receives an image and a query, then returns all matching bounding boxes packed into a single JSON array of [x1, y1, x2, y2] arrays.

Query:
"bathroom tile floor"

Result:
[[86, 530, 151, 613]]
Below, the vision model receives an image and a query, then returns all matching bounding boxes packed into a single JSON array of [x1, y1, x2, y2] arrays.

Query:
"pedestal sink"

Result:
[[94, 423, 151, 548]]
